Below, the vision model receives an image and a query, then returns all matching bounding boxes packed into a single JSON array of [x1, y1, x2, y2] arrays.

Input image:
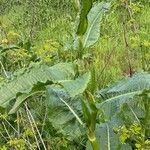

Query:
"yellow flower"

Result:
[[7, 31, 20, 37], [23, 128, 33, 137], [143, 40, 150, 47], [1, 39, 8, 44], [135, 143, 141, 149], [0, 146, 7, 150]]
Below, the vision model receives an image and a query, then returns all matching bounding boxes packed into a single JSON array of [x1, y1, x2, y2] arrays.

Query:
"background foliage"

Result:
[[0, 0, 150, 149]]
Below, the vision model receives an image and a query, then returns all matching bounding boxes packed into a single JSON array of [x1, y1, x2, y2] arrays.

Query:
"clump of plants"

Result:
[[0, 0, 150, 150]]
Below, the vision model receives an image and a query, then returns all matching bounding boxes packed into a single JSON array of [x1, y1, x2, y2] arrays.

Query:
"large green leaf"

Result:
[[62, 72, 91, 98], [76, 0, 93, 36], [86, 119, 132, 150], [45, 72, 91, 140], [46, 86, 85, 140], [0, 44, 19, 53], [97, 72, 150, 120], [0, 63, 75, 108], [83, 2, 110, 48]]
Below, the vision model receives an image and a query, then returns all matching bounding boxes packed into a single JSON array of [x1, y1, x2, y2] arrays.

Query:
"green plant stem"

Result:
[[143, 97, 150, 137], [85, 92, 99, 150], [78, 35, 84, 59], [25, 103, 41, 150], [25, 103, 47, 150], [2, 117, 35, 150], [0, 60, 9, 78], [88, 133, 99, 150], [91, 139, 99, 150]]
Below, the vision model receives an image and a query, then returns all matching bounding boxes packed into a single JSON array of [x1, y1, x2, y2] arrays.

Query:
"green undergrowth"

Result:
[[0, 0, 150, 149]]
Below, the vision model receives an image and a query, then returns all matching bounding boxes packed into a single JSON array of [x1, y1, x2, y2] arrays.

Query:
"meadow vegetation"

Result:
[[0, 0, 150, 149]]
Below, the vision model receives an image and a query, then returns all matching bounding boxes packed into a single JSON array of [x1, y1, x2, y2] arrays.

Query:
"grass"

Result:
[[0, 0, 150, 149]]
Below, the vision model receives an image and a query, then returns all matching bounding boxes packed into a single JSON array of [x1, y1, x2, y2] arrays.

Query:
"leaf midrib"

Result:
[[100, 90, 141, 106]]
